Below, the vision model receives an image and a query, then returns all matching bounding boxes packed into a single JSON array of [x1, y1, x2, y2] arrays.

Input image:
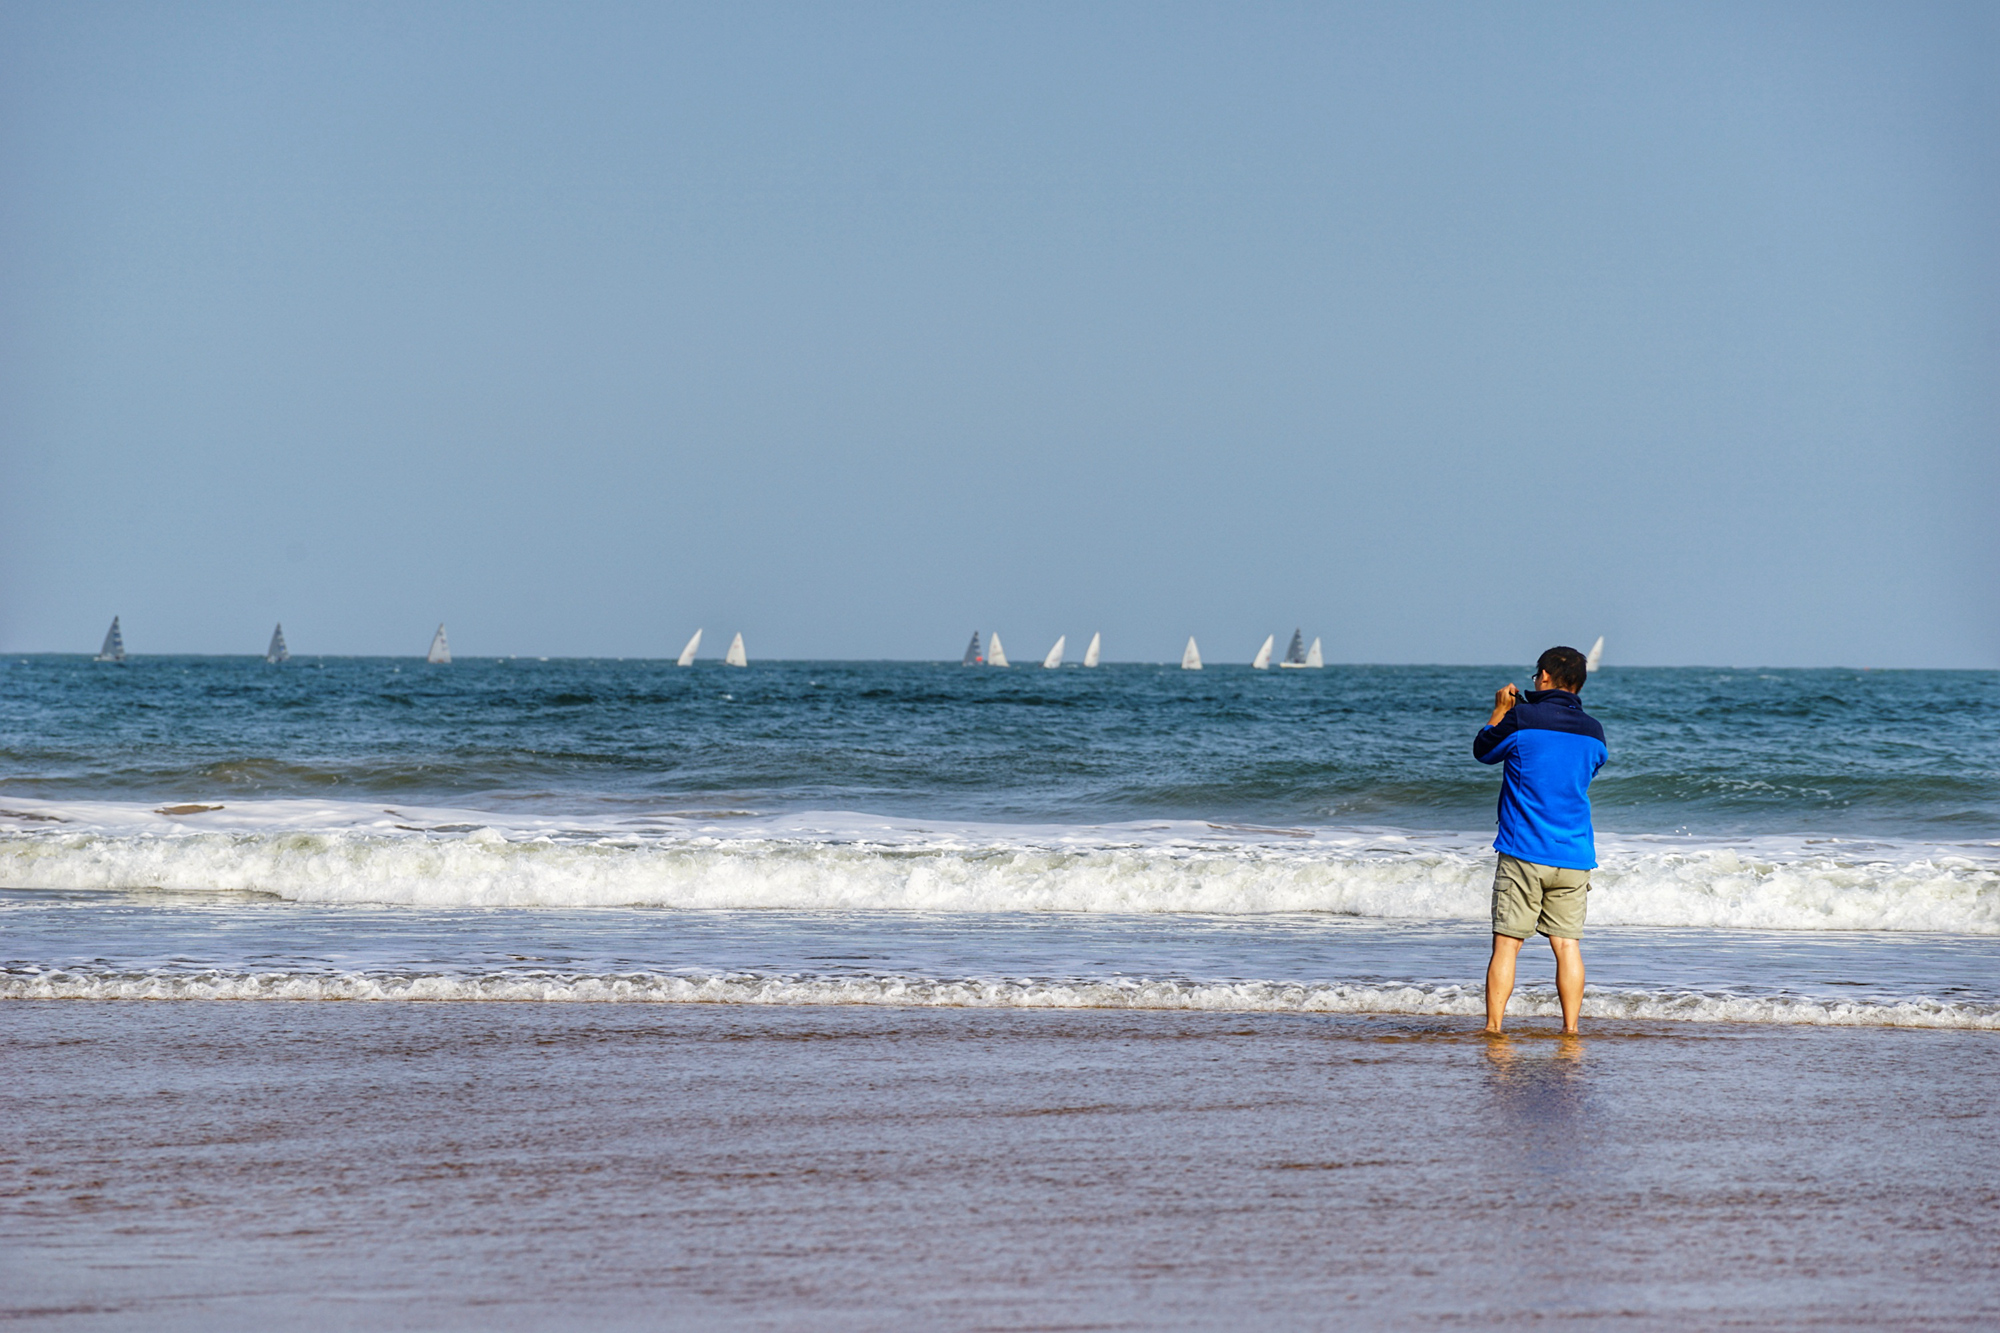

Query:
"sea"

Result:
[[4, 656, 1998, 1328], [2, 657, 1995, 1024]]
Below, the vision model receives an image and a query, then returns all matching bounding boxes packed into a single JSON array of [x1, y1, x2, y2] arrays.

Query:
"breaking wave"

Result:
[[0, 801, 1995, 934]]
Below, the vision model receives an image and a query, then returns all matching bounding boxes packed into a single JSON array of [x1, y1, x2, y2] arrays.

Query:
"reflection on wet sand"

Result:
[[1482, 1034, 1591, 1179]]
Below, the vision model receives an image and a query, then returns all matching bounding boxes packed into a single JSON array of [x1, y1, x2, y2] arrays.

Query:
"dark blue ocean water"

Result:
[[3, 657, 1995, 837]]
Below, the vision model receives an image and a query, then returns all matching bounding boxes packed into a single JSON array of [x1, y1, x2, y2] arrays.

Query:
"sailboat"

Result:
[[677, 630, 703, 666], [962, 631, 983, 666], [987, 632, 1010, 668], [1082, 632, 1101, 668], [1251, 635, 1274, 670], [266, 623, 290, 664], [1278, 630, 1323, 669], [724, 633, 747, 667], [427, 624, 451, 664], [1042, 636, 1066, 669], [1585, 636, 1604, 674], [95, 617, 126, 663], [1181, 637, 1202, 670]]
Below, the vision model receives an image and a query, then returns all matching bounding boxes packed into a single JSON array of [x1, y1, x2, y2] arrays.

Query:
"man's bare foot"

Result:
[[1482, 1025, 1505, 1036]]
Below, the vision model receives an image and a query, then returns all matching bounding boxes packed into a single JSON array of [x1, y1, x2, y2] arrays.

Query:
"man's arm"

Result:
[[1473, 684, 1522, 763]]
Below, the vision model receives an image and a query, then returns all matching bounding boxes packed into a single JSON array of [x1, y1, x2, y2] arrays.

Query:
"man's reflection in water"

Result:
[[1475, 1037, 1617, 1316], [1481, 1035, 1591, 1178]]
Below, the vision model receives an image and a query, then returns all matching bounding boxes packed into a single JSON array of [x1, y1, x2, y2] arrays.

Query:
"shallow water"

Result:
[[5, 891, 1995, 1028]]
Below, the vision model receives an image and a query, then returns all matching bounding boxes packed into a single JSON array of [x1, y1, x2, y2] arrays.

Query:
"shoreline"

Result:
[[5, 992, 1997, 1031]]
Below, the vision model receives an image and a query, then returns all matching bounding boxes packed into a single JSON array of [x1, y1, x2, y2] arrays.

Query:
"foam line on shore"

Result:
[[3, 966, 1993, 1028]]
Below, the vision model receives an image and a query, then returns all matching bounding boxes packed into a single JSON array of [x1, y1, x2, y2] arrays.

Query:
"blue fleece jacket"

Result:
[[1473, 689, 1608, 870]]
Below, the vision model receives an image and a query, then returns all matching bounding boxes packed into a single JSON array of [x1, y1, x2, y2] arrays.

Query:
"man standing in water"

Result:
[[1474, 645, 1607, 1034]]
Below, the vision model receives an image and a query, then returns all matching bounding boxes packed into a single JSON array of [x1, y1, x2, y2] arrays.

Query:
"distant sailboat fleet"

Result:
[[955, 626, 1334, 669], [952, 629, 1602, 671], [81, 615, 1607, 672]]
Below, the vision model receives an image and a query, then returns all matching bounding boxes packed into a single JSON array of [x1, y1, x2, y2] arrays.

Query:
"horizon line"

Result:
[[1, 653, 1969, 672]]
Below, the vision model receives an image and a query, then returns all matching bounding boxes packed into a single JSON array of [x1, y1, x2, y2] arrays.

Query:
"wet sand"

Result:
[[2, 1003, 1995, 1330]]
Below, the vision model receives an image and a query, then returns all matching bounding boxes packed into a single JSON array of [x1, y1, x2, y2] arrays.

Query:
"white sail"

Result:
[[1585, 636, 1604, 673], [266, 623, 289, 664], [1251, 635, 1274, 670], [961, 631, 982, 666], [987, 632, 1010, 668], [95, 616, 126, 663], [677, 629, 703, 667], [1082, 632, 1101, 668], [1042, 636, 1065, 669], [427, 624, 451, 664], [1304, 637, 1323, 668], [724, 632, 747, 667], [1181, 637, 1202, 670]]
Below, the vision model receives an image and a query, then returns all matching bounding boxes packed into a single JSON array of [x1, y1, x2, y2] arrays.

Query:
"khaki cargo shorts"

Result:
[[1491, 853, 1591, 940]]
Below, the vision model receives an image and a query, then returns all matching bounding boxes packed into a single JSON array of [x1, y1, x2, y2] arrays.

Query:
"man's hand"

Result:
[[1487, 684, 1521, 728]]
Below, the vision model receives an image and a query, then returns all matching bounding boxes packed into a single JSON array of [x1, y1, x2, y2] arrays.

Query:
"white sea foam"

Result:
[[2, 967, 1992, 1029], [1, 800, 1995, 934]]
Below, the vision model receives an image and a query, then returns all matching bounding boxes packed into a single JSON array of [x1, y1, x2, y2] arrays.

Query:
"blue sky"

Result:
[[2, 2, 1993, 665]]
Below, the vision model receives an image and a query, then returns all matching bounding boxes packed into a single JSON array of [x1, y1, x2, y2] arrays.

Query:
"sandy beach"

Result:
[[4, 1002, 1995, 1330]]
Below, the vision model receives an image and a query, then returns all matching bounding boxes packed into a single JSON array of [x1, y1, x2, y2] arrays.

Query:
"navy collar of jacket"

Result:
[[1521, 689, 1583, 707]]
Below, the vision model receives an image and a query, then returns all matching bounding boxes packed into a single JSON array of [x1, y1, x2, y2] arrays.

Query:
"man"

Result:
[[1473, 645, 1607, 1035]]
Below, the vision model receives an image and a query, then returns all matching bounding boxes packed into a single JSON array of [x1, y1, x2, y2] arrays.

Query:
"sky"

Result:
[[1, 1, 1993, 666]]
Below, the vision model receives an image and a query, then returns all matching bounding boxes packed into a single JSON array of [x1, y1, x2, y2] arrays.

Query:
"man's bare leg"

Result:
[[1484, 933, 1524, 1033], [1549, 935, 1584, 1034]]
